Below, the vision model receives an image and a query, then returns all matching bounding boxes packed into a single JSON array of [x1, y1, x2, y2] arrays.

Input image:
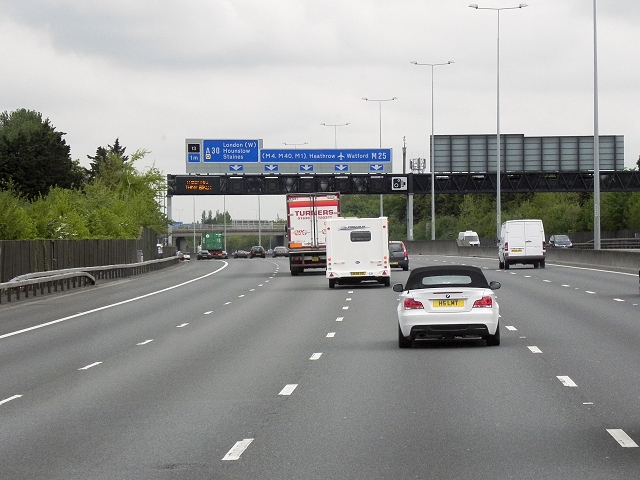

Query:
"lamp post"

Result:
[[410, 61, 453, 240], [592, 0, 601, 250], [321, 122, 350, 148], [283, 142, 308, 148], [469, 3, 528, 237], [363, 97, 398, 217]]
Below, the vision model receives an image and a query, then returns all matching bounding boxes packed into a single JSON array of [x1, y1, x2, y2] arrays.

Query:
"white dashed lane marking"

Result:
[[78, 362, 102, 370], [222, 438, 254, 460], [279, 384, 298, 396], [0, 395, 22, 406], [607, 429, 639, 448], [557, 376, 577, 387]]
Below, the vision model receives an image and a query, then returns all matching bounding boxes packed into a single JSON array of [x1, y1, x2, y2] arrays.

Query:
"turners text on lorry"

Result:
[[286, 193, 340, 276]]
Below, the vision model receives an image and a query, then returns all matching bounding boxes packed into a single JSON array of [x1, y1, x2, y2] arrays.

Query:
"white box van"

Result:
[[325, 217, 390, 288], [498, 219, 546, 269], [458, 230, 480, 246]]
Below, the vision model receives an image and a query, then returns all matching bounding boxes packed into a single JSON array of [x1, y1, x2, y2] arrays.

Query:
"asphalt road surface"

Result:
[[0, 254, 639, 479]]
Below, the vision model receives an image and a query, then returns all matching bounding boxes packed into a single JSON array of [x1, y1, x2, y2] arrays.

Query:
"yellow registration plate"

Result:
[[510, 248, 523, 253], [351, 271, 366, 276], [432, 299, 465, 308]]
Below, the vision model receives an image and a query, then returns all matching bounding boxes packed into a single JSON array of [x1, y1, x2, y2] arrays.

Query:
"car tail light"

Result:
[[504, 242, 508, 252], [472, 296, 493, 308], [403, 298, 424, 310]]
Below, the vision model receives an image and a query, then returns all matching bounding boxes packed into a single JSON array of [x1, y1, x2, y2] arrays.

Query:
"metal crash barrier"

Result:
[[0, 256, 180, 304]]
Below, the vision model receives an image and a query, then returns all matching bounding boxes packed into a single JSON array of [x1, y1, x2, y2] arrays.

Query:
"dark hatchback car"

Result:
[[233, 249, 249, 259], [548, 234, 573, 248], [389, 241, 409, 271], [249, 246, 266, 258]]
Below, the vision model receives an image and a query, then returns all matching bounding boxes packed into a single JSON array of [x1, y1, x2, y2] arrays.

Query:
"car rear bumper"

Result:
[[406, 323, 494, 340]]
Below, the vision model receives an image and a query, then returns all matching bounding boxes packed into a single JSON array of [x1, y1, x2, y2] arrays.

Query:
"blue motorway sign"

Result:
[[260, 148, 391, 163], [202, 140, 260, 163], [185, 140, 391, 174]]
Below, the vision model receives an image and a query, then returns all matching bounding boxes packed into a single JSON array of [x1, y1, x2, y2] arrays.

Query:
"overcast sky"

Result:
[[1, 0, 638, 222]]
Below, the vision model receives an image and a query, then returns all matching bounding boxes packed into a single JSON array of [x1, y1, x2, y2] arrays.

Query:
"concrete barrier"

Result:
[[405, 241, 640, 274]]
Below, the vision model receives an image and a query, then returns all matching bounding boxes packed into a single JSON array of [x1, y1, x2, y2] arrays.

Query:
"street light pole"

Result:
[[321, 123, 350, 148], [593, 0, 601, 250], [469, 3, 528, 238], [410, 62, 453, 240], [363, 97, 398, 217]]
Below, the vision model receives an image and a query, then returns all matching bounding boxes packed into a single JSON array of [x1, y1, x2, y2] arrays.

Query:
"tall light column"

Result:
[[363, 97, 398, 217], [321, 122, 350, 148], [411, 61, 453, 240], [470, 3, 528, 237], [593, 0, 601, 250]]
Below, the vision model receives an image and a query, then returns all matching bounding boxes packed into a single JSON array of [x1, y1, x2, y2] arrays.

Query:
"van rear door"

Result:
[[508, 222, 526, 254], [524, 221, 544, 256]]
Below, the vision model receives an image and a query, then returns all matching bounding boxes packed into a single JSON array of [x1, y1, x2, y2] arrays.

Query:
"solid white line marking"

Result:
[[557, 376, 577, 387], [336, 317, 344, 322], [342, 306, 349, 310], [0, 263, 229, 341], [0, 395, 22, 406], [279, 384, 298, 396], [505, 326, 517, 331], [204, 311, 213, 315], [310, 353, 322, 360], [177, 323, 189, 328], [528, 346, 543, 353], [607, 429, 639, 447], [222, 438, 254, 460], [137, 339, 154, 345], [326, 332, 336, 338], [79, 362, 102, 370]]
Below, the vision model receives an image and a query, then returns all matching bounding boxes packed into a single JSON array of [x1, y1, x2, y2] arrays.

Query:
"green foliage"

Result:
[[0, 109, 86, 200], [0, 131, 170, 240], [0, 187, 36, 239]]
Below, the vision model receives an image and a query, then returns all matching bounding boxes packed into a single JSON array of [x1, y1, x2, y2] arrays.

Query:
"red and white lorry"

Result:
[[286, 193, 341, 276]]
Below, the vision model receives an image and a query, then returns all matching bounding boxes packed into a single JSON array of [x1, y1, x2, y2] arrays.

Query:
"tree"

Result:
[[87, 138, 129, 181], [0, 109, 86, 200], [0, 187, 36, 239]]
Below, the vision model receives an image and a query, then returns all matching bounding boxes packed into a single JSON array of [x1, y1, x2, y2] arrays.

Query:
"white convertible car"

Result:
[[393, 265, 501, 348]]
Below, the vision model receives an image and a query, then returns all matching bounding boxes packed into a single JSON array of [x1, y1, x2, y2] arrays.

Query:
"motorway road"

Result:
[[0, 255, 639, 479]]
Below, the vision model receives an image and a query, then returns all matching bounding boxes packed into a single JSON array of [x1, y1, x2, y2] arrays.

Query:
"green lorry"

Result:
[[198, 232, 225, 260]]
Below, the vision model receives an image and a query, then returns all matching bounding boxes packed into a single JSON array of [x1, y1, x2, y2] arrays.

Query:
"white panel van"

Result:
[[458, 230, 480, 246], [498, 219, 546, 269]]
